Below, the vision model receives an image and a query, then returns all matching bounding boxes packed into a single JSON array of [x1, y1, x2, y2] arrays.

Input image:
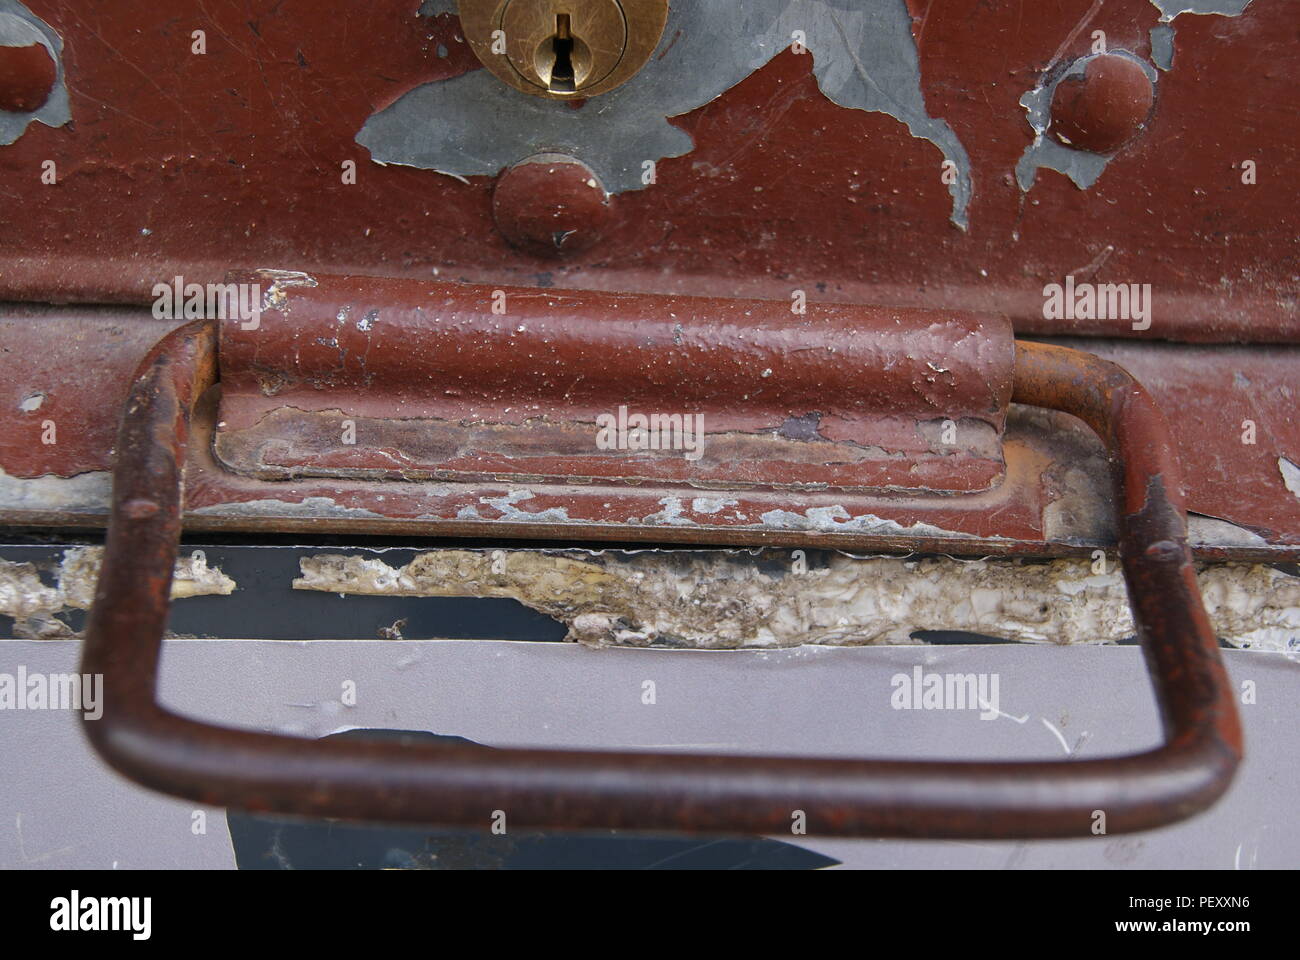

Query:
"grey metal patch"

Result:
[[1148, 0, 1252, 16], [1149, 24, 1175, 71], [1015, 51, 1156, 192], [361, 0, 973, 228], [1016, 0, 1254, 191], [0, 1, 70, 146], [1147, 1, 1254, 74]]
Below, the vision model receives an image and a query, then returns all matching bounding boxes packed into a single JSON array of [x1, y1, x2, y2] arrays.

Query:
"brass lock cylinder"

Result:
[[458, 0, 669, 99]]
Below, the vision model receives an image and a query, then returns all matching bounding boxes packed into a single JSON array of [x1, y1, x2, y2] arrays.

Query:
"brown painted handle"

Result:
[[81, 320, 1241, 838]]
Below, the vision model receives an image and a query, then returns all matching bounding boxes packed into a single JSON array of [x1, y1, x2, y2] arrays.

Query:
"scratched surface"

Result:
[[0, 639, 1293, 868]]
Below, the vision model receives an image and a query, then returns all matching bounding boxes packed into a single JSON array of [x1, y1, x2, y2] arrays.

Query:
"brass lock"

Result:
[[458, 0, 669, 100]]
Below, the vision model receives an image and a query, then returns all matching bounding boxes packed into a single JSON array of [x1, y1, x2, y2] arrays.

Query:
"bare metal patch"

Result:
[[1016, 52, 1156, 192], [0, 468, 111, 512], [191, 496, 389, 520], [1187, 513, 1268, 547], [1279, 457, 1300, 500], [359, 0, 973, 227], [0, 1, 70, 146], [1017, 1, 1252, 191]]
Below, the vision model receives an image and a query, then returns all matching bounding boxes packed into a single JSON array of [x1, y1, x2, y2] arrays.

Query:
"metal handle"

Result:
[[81, 319, 1242, 838]]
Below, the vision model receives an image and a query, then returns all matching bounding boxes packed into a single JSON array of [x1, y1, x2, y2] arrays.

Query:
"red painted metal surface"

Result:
[[491, 154, 612, 257], [0, 2, 1293, 553], [1, 306, 1296, 555], [79, 323, 1242, 837], [0, 42, 55, 113], [1048, 54, 1153, 154], [215, 272, 1013, 493], [0, 0, 1293, 342]]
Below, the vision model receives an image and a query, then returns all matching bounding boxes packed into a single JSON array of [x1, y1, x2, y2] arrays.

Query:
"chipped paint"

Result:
[[479, 490, 572, 523], [0, 546, 235, 638], [691, 497, 738, 515], [631, 497, 695, 527], [292, 549, 1300, 653], [1148, 1, 1252, 19], [1019, 1, 1254, 190], [1279, 457, 1300, 500], [254, 269, 318, 288], [0, 1, 70, 146], [256, 268, 319, 313], [1187, 513, 1268, 547], [1149, 24, 1175, 71], [1016, 51, 1156, 191], [359, 0, 973, 227], [758, 506, 985, 539], [1145, 1, 1254, 77], [0, 467, 1282, 554], [191, 496, 387, 520], [0, 467, 110, 512]]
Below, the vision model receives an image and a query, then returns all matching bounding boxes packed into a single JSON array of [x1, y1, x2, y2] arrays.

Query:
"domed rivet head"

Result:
[[0, 42, 56, 114], [492, 153, 611, 258], [1049, 54, 1155, 154]]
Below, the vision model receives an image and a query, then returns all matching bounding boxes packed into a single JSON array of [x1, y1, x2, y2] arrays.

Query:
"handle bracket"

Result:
[[81, 319, 1241, 838]]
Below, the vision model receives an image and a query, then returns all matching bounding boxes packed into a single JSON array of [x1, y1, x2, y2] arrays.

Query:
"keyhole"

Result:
[[549, 13, 576, 92]]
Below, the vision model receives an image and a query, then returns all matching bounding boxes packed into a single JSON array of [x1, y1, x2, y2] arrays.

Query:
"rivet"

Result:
[[492, 153, 612, 258], [0, 42, 56, 114], [1049, 54, 1154, 155]]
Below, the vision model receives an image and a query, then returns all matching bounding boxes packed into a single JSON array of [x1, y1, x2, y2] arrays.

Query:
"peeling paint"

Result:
[[1015, 51, 1156, 191], [758, 506, 984, 539], [191, 496, 388, 520], [1145, 1, 1255, 81], [1187, 513, 1268, 547], [1279, 457, 1300, 500], [292, 549, 1300, 653], [1149, 24, 1175, 71], [0, 547, 235, 638], [256, 268, 319, 313], [0, 467, 110, 512], [479, 490, 572, 523], [691, 497, 737, 515], [631, 496, 695, 527], [358, 0, 973, 227], [0, 1, 71, 146], [0, 466, 1281, 554], [1148, 0, 1252, 19], [1018, 1, 1254, 190]]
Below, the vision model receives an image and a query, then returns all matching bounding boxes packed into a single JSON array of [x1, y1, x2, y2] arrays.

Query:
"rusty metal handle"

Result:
[[81, 319, 1242, 838]]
